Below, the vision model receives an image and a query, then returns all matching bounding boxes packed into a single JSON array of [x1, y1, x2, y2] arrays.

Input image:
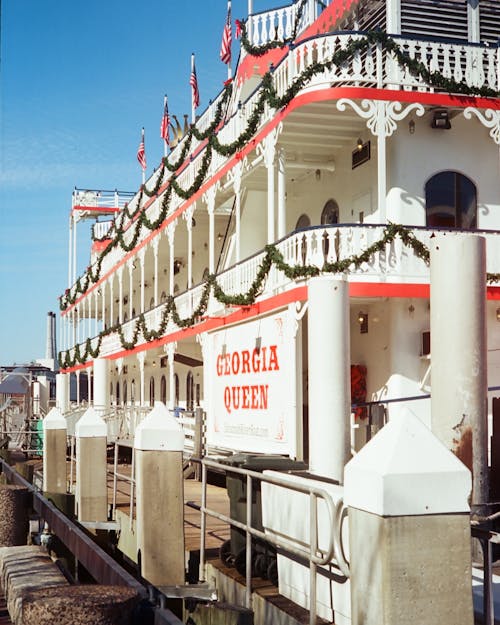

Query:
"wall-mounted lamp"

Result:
[[409, 119, 415, 134], [356, 137, 364, 151], [431, 108, 451, 130], [496, 307, 500, 322], [357, 311, 368, 334]]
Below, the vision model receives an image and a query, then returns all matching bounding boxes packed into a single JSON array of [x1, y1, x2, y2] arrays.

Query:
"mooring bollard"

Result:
[[345, 412, 474, 625], [134, 401, 185, 586], [75, 407, 108, 523], [42, 407, 67, 495]]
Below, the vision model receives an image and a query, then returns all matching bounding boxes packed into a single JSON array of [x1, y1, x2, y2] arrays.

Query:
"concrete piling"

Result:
[[75, 407, 108, 522], [42, 407, 67, 495], [345, 412, 474, 625], [0, 485, 29, 547], [134, 402, 185, 586]]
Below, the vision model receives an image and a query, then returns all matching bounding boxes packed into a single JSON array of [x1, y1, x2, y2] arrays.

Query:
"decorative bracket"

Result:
[[463, 107, 500, 145], [337, 99, 425, 137]]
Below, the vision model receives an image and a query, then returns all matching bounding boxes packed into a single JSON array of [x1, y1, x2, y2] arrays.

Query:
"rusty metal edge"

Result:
[[0, 458, 146, 596]]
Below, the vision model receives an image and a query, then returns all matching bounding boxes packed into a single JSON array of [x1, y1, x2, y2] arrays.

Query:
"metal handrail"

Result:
[[198, 457, 348, 625]]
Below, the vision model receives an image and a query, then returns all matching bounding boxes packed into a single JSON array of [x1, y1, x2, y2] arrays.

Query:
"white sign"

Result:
[[205, 309, 300, 456]]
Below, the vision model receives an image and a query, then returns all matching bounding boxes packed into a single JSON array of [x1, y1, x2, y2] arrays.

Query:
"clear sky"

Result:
[[0, 0, 270, 365]]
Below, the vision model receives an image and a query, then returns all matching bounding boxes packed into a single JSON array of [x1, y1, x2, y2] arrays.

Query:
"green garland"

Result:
[[59, 29, 500, 312], [57, 223, 499, 369]]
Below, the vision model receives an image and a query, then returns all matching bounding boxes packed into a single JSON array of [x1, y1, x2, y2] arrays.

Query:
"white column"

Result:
[[56, 373, 70, 414], [139, 249, 146, 314], [167, 224, 175, 296], [72, 218, 77, 285], [93, 357, 110, 413], [430, 233, 488, 512], [308, 276, 351, 482], [232, 162, 243, 263], [186, 207, 194, 289], [266, 145, 275, 244], [153, 239, 159, 307], [101, 281, 106, 330], [386, 0, 401, 34], [109, 275, 114, 328], [277, 147, 286, 239], [204, 187, 217, 274], [468, 0, 480, 42], [94, 290, 99, 337], [128, 260, 134, 319], [375, 102, 387, 224], [118, 266, 124, 324]]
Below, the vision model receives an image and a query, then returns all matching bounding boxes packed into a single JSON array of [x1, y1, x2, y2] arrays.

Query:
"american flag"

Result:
[[190, 57, 200, 109], [160, 96, 170, 145], [220, 1, 232, 65], [137, 128, 146, 170]]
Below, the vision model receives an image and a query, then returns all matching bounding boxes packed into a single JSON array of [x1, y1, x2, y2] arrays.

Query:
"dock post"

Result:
[[308, 275, 350, 482], [75, 407, 108, 522], [42, 407, 67, 495], [134, 402, 185, 586], [345, 412, 474, 625], [430, 233, 488, 513]]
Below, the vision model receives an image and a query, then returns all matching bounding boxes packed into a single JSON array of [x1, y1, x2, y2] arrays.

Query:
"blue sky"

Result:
[[0, 0, 270, 364]]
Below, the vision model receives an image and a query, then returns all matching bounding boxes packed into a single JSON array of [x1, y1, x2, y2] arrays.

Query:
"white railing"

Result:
[[65, 225, 500, 362], [64, 31, 500, 306], [72, 188, 134, 210], [247, 0, 328, 48], [92, 221, 114, 241]]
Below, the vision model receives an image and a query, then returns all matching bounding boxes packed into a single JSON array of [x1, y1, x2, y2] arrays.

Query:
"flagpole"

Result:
[[163, 95, 168, 158], [191, 53, 196, 124], [248, 0, 253, 44], [141, 127, 146, 185], [227, 0, 232, 81]]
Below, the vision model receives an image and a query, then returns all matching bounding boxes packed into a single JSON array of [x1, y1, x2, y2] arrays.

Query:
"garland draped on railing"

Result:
[[58, 223, 500, 369], [59, 28, 500, 312]]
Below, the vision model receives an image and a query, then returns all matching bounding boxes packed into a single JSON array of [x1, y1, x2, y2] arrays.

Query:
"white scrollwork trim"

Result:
[[464, 107, 500, 145], [337, 99, 425, 137], [256, 122, 284, 167]]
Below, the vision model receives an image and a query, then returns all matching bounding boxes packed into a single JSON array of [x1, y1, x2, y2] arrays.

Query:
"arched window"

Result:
[[149, 297, 155, 309], [130, 379, 136, 404], [160, 291, 167, 304], [186, 372, 194, 411], [110, 382, 114, 405], [123, 381, 128, 406], [160, 375, 167, 404], [321, 199, 339, 225], [425, 171, 477, 229], [295, 214, 311, 230], [149, 376, 155, 407], [116, 381, 120, 405]]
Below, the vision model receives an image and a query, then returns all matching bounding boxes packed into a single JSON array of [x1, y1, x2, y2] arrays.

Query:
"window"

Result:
[[116, 381, 120, 405], [130, 379, 135, 404], [149, 376, 155, 407], [160, 375, 167, 404], [123, 381, 127, 405], [174, 373, 179, 406], [186, 372, 194, 411], [321, 199, 339, 225], [295, 214, 311, 230], [425, 171, 477, 230]]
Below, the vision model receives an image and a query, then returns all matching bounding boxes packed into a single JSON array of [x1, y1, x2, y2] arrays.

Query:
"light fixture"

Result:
[[431, 108, 451, 130], [409, 119, 415, 134], [357, 311, 368, 334], [356, 137, 364, 151], [496, 307, 500, 322]]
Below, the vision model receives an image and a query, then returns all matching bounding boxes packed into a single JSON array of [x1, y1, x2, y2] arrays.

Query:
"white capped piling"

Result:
[[430, 233, 488, 511], [93, 358, 110, 414], [55, 373, 69, 414], [308, 276, 351, 482], [345, 412, 473, 625], [42, 408, 67, 495], [134, 402, 185, 586], [75, 407, 108, 522]]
